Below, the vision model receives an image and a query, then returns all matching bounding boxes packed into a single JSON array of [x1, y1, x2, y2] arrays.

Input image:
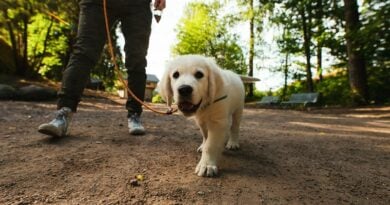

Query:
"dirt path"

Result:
[[1, 98, 389, 204]]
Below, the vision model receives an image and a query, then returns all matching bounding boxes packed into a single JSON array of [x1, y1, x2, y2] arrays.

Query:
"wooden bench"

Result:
[[257, 96, 280, 106], [281, 92, 319, 107]]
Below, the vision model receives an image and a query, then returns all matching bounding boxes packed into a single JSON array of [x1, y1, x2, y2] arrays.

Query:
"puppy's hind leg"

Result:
[[225, 108, 243, 150]]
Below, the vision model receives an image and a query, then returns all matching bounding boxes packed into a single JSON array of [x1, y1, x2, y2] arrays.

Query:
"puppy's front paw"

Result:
[[225, 141, 240, 150], [195, 161, 218, 177]]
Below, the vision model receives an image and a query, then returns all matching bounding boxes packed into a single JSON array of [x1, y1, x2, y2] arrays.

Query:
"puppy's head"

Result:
[[158, 55, 223, 116]]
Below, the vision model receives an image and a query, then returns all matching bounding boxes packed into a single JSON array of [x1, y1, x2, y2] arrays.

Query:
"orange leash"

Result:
[[46, 11, 70, 25], [102, 0, 176, 115]]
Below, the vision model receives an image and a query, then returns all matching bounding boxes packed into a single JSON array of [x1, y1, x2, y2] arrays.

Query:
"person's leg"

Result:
[[120, 3, 152, 135], [58, 1, 117, 111], [38, 1, 118, 137], [121, 4, 152, 115]]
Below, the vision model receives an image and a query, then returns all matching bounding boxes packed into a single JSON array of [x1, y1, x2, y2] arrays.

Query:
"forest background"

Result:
[[0, 0, 388, 106]]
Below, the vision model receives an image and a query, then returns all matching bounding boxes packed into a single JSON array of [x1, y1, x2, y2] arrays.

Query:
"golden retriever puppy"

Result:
[[159, 55, 245, 177]]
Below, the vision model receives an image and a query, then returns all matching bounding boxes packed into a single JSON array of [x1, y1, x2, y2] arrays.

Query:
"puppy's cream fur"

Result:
[[159, 55, 245, 177]]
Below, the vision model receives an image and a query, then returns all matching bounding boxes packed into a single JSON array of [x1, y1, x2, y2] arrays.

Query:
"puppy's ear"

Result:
[[158, 66, 173, 106], [206, 57, 224, 104]]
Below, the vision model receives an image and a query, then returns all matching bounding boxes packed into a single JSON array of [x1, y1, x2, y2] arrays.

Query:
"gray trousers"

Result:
[[57, 0, 152, 117]]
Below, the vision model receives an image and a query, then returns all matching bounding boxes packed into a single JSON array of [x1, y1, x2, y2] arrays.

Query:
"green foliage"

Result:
[[276, 67, 390, 106], [315, 73, 352, 105], [0, 0, 78, 78], [173, 1, 247, 75], [0, 0, 122, 91], [91, 23, 124, 91], [28, 14, 70, 80], [368, 66, 390, 104], [269, 0, 389, 105], [275, 80, 305, 101], [360, 0, 390, 104], [0, 0, 39, 76], [245, 88, 267, 102], [152, 93, 165, 104], [274, 69, 352, 106], [0, 0, 387, 105]]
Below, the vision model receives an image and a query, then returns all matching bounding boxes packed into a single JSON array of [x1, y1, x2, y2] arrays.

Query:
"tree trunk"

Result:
[[343, 0, 368, 104], [316, 0, 323, 82], [19, 16, 29, 76], [283, 52, 289, 99], [34, 18, 54, 71], [300, 4, 314, 92], [282, 27, 289, 99], [3, 9, 20, 74], [317, 44, 323, 81], [248, 0, 255, 97], [15, 16, 29, 76]]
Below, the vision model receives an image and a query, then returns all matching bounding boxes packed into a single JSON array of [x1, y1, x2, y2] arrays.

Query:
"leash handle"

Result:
[[103, 0, 176, 115]]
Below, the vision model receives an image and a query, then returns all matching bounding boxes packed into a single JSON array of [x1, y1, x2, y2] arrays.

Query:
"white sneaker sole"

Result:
[[129, 128, 145, 135], [38, 124, 64, 137]]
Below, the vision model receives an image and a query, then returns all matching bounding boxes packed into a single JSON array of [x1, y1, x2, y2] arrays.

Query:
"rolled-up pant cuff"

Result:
[[57, 98, 79, 112]]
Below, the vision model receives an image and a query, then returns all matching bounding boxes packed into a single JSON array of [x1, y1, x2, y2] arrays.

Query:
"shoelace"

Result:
[[131, 116, 140, 123], [129, 115, 141, 124], [55, 108, 69, 119]]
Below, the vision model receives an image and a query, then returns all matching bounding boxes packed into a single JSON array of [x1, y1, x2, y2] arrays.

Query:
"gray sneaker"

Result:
[[128, 113, 145, 135], [38, 107, 73, 137]]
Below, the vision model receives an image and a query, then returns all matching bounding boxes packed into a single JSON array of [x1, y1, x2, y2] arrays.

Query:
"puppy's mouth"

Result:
[[178, 100, 202, 114]]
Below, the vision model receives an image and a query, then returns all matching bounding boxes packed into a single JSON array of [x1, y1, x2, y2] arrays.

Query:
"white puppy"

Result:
[[159, 55, 245, 177]]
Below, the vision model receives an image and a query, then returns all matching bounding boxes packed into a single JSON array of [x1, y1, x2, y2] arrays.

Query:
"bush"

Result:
[[152, 93, 165, 103], [315, 74, 352, 106], [275, 73, 353, 106], [274, 81, 305, 101], [245, 88, 267, 102], [368, 66, 390, 104]]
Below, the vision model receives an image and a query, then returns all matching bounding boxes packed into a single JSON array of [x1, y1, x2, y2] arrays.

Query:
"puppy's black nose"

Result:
[[178, 85, 193, 97]]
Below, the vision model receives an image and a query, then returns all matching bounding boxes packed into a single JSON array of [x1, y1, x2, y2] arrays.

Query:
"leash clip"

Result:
[[166, 107, 174, 115]]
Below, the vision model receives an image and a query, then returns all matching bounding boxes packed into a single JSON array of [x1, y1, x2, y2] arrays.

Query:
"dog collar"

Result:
[[213, 95, 228, 103], [200, 95, 228, 110]]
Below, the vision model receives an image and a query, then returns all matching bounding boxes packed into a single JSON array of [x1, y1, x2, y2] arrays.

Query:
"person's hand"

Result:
[[154, 0, 166, 10]]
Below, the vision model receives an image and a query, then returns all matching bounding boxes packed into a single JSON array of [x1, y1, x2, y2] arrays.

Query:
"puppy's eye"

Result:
[[195, 71, 204, 79], [173, 71, 179, 79]]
